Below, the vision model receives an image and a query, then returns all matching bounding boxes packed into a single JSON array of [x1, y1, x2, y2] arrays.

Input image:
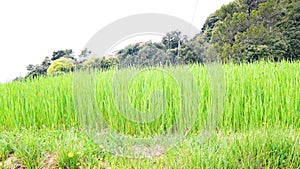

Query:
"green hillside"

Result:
[[201, 0, 299, 62]]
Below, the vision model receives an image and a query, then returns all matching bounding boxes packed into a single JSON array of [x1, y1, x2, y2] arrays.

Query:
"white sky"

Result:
[[0, 0, 232, 83]]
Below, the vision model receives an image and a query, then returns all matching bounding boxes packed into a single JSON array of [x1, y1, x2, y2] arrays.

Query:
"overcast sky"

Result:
[[0, 0, 232, 83]]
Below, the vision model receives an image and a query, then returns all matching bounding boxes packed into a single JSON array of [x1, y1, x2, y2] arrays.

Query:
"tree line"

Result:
[[17, 0, 299, 81]]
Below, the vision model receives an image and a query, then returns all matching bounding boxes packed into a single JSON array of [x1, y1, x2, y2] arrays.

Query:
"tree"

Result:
[[117, 43, 144, 59], [201, 0, 299, 63], [117, 41, 177, 67], [51, 49, 75, 61], [47, 57, 75, 75], [137, 43, 170, 66], [78, 48, 92, 62], [25, 56, 51, 79], [201, 14, 219, 41], [162, 30, 188, 50], [179, 35, 206, 64], [80, 57, 118, 70]]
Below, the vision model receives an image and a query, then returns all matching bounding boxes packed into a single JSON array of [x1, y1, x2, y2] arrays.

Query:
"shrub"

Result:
[[47, 57, 75, 75]]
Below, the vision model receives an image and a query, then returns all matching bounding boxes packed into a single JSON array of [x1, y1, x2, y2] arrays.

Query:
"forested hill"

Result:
[[201, 0, 299, 62], [19, 0, 299, 80]]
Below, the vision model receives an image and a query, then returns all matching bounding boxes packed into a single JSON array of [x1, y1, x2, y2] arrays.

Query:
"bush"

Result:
[[47, 57, 75, 75]]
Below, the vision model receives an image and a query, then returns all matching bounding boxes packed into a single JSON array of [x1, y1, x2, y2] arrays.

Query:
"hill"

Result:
[[201, 0, 299, 62]]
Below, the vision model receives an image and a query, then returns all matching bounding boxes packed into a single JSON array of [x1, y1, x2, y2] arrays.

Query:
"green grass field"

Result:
[[0, 61, 299, 168]]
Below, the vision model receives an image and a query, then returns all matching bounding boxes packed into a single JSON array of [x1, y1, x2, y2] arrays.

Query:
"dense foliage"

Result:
[[47, 57, 75, 75], [118, 0, 299, 65], [117, 31, 190, 67], [22, 49, 118, 81], [202, 0, 300, 62], [20, 0, 299, 80]]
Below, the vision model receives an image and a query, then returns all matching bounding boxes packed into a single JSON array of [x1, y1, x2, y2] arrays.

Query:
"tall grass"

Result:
[[0, 74, 76, 130], [0, 61, 299, 133]]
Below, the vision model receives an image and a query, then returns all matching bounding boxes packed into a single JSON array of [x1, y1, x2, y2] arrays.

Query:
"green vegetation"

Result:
[[21, 0, 299, 80], [1, 62, 299, 131], [2, 0, 299, 168], [0, 128, 299, 168], [1, 62, 299, 168], [47, 57, 75, 75], [117, 0, 300, 66], [21, 49, 119, 81], [78, 57, 119, 70], [202, 0, 300, 62]]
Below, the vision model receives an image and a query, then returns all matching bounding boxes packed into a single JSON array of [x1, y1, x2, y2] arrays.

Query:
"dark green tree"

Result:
[[51, 49, 75, 61], [162, 30, 188, 50], [201, 0, 299, 63], [25, 56, 51, 79]]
